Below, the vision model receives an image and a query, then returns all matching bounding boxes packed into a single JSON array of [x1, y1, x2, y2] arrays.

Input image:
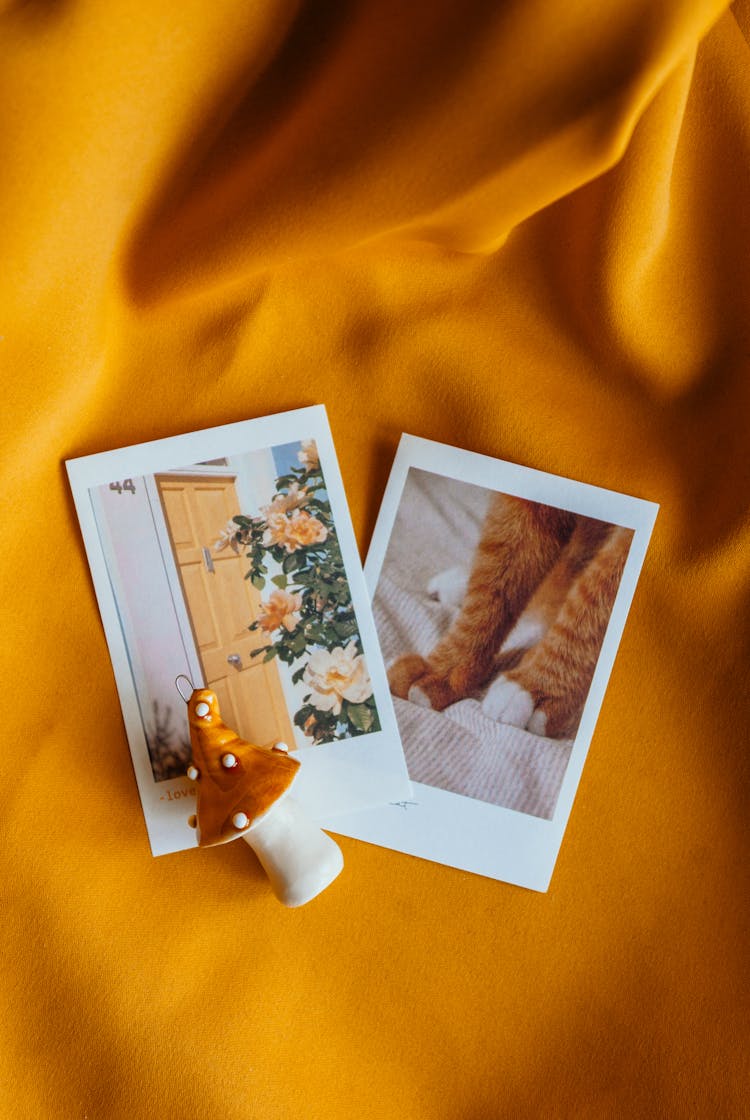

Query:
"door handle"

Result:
[[202, 547, 215, 574], [227, 653, 242, 669]]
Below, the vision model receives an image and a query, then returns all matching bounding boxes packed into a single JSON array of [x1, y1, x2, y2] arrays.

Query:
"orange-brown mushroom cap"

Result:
[[186, 688, 300, 847]]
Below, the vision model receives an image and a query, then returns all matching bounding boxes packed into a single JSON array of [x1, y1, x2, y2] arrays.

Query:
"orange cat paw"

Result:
[[388, 655, 469, 710], [528, 696, 582, 740], [406, 671, 464, 711], [387, 654, 431, 699]]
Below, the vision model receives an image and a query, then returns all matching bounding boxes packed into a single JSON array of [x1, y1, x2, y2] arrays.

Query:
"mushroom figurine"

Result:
[[180, 684, 343, 907]]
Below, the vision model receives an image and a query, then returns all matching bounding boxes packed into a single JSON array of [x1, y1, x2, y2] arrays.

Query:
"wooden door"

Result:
[[156, 474, 296, 748]]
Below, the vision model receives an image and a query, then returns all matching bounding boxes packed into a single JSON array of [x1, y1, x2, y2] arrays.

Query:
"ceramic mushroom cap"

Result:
[[186, 688, 300, 847]]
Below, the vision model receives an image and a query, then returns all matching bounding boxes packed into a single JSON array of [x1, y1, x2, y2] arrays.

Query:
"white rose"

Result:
[[303, 642, 373, 716]]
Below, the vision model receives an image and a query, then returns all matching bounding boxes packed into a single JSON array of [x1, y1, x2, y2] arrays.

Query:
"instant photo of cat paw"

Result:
[[331, 434, 656, 889], [373, 458, 640, 822]]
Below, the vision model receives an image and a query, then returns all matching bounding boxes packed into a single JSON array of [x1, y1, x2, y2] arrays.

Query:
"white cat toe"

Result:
[[426, 565, 469, 607], [527, 708, 547, 736], [408, 684, 433, 709], [482, 676, 535, 728]]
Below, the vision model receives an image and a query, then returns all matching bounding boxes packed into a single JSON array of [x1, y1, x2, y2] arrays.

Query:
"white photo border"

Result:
[[67, 405, 411, 856], [326, 434, 659, 892]]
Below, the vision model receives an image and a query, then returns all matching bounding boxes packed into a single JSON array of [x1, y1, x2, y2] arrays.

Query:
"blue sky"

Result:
[[272, 441, 302, 477]]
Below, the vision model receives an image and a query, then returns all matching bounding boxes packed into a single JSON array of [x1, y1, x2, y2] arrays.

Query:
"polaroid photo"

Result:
[[67, 405, 410, 856], [327, 435, 658, 891]]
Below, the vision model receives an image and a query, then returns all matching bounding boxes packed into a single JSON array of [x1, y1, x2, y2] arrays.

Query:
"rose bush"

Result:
[[217, 440, 380, 743]]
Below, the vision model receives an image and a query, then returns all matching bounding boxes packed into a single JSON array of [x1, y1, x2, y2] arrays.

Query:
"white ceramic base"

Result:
[[242, 795, 344, 907]]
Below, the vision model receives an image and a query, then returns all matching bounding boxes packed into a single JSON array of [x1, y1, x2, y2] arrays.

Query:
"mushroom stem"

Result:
[[242, 797, 343, 907]]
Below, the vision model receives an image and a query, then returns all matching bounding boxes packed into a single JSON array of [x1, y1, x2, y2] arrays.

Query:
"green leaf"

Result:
[[262, 647, 277, 662], [251, 573, 266, 591], [344, 702, 374, 733], [270, 573, 288, 589]]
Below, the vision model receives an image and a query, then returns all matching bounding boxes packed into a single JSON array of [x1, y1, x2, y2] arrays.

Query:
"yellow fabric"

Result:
[[2, 1, 747, 1115]]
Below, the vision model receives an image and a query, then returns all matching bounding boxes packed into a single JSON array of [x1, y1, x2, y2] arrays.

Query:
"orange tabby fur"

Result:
[[388, 495, 633, 739]]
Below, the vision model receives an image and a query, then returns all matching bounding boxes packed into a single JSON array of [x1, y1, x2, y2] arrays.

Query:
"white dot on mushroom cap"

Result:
[[186, 765, 199, 781], [272, 741, 289, 753], [232, 812, 249, 830], [221, 753, 237, 769], [195, 702, 210, 718]]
